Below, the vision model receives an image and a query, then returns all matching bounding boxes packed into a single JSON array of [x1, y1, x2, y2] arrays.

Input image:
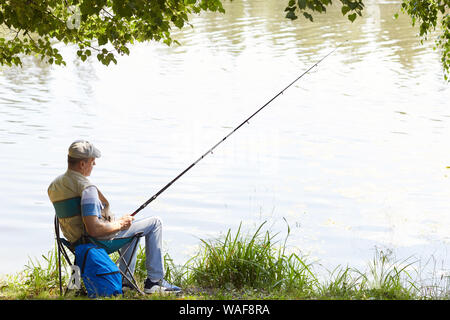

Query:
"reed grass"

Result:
[[1, 245, 63, 299], [318, 249, 420, 300], [1, 221, 448, 300], [186, 221, 317, 298], [357, 248, 419, 299]]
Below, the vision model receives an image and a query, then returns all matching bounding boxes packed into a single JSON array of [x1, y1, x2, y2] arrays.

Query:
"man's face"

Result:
[[80, 157, 96, 176]]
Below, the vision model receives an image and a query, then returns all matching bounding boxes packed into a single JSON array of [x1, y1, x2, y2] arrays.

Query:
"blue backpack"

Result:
[[75, 243, 123, 298]]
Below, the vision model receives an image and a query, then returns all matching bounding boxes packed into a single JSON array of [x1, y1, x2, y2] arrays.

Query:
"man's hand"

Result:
[[118, 214, 134, 231]]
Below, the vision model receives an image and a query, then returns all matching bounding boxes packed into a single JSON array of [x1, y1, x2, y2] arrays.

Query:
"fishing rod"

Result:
[[131, 43, 343, 217]]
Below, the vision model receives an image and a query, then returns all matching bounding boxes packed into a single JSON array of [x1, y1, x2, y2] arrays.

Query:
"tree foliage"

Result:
[[284, 0, 364, 23], [283, 0, 449, 80], [399, 0, 449, 80], [0, 0, 224, 66], [0, 0, 448, 80]]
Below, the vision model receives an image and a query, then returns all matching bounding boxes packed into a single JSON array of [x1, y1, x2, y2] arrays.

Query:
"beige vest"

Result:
[[48, 169, 114, 243]]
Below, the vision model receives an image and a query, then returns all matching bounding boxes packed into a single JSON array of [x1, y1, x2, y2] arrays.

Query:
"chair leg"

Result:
[[120, 270, 143, 295], [116, 235, 145, 295], [57, 241, 63, 296]]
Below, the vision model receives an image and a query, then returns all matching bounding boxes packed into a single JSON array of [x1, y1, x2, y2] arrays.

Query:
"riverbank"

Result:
[[0, 222, 448, 300]]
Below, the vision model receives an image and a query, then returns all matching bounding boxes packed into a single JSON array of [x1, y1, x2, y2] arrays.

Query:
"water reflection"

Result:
[[166, 0, 439, 80]]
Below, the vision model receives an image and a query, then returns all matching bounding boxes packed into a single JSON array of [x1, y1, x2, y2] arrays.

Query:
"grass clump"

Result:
[[319, 266, 365, 299], [318, 249, 420, 300], [358, 248, 419, 299], [187, 220, 317, 298], [1, 247, 62, 299]]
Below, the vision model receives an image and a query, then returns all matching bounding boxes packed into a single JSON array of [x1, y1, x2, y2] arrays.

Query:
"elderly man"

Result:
[[48, 139, 180, 294]]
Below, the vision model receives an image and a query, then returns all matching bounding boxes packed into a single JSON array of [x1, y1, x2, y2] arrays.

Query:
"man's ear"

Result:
[[78, 159, 87, 173]]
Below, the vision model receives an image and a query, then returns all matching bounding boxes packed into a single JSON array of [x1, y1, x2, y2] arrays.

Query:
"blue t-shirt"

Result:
[[81, 186, 103, 219]]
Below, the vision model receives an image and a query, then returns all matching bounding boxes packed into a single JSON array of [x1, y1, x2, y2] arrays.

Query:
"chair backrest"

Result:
[[52, 197, 82, 219], [52, 196, 88, 244]]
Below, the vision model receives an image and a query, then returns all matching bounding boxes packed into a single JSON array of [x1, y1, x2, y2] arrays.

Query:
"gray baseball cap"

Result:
[[68, 140, 101, 159]]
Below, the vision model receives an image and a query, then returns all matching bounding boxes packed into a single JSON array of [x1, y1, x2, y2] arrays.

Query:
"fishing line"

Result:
[[131, 43, 344, 216]]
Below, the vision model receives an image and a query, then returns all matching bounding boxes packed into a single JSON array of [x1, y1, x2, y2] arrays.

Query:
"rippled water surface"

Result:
[[0, 0, 449, 281]]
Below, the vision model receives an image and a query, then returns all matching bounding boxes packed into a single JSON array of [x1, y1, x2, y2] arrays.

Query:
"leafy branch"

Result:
[[0, 0, 448, 80], [284, 0, 364, 23], [399, 0, 449, 80], [283, 0, 449, 81], [0, 0, 225, 66]]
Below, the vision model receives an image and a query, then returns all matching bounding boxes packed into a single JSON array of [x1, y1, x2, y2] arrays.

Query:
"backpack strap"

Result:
[[80, 246, 96, 275]]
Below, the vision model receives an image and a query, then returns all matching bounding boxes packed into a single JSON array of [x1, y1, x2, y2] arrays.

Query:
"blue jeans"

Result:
[[113, 216, 164, 282]]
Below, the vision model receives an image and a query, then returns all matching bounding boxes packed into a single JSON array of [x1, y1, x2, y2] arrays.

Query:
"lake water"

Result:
[[0, 0, 449, 287]]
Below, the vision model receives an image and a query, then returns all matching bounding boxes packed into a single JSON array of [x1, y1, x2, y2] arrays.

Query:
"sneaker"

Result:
[[143, 278, 182, 294]]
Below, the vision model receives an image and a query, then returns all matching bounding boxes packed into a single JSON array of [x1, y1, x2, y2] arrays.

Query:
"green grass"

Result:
[[186, 221, 318, 298], [0, 221, 448, 300]]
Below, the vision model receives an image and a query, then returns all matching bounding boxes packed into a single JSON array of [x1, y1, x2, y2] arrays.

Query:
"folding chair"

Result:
[[54, 215, 145, 296]]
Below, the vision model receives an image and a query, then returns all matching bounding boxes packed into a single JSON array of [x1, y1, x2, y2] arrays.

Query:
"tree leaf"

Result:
[[98, 35, 108, 46], [285, 10, 298, 20], [348, 13, 357, 22], [297, 0, 307, 10], [303, 12, 313, 22], [341, 6, 351, 16]]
